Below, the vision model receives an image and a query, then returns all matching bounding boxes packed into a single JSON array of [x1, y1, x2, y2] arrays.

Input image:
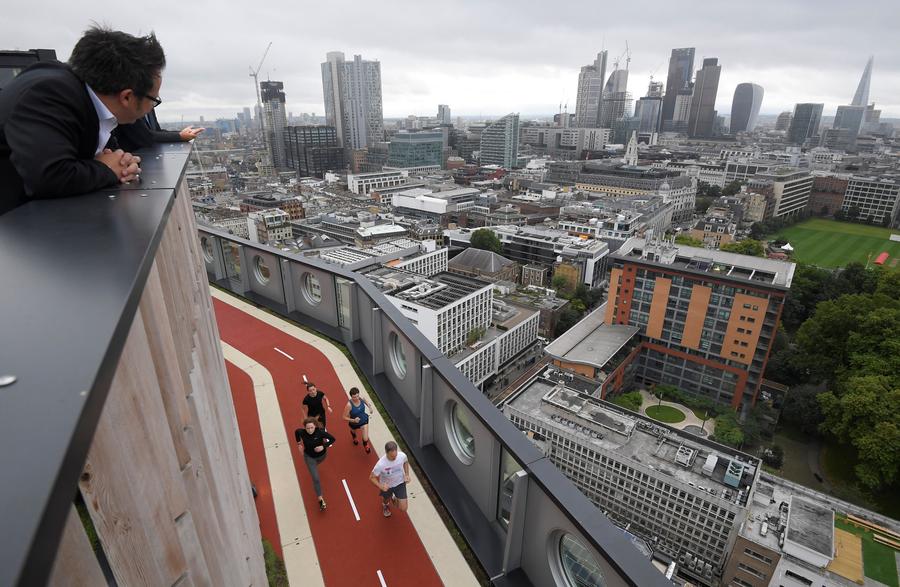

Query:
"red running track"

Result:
[[214, 298, 443, 587]]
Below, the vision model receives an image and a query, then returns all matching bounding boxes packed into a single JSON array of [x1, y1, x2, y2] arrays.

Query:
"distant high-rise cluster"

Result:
[[321, 51, 384, 152]]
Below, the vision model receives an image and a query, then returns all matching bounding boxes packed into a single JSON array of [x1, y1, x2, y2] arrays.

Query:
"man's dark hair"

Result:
[[385, 441, 398, 453], [69, 26, 165, 96]]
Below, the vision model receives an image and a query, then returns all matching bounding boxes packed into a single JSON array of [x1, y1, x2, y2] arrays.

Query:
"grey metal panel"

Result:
[[379, 320, 421, 416], [524, 459, 670, 587], [518, 484, 633, 587], [430, 374, 499, 519], [353, 287, 375, 353], [244, 248, 286, 304], [286, 261, 339, 328], [0, 143, 189, 587]]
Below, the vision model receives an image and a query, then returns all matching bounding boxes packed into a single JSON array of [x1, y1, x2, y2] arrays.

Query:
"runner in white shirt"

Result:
[[369, 441, 410, 518]]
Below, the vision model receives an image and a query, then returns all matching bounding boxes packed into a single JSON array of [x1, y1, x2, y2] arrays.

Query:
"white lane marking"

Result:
[[302, 373, 308, 383], [342, 479, 360, 522], [273, 347, 294, 360], [377, 569, 387, 587]]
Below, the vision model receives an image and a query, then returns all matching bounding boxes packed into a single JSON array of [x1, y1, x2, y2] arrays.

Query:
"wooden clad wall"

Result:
[[51, 188, 267, 586]]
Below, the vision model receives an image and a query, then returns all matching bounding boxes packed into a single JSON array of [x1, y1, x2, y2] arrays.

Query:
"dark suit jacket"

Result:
[[0, 61, 119, 215], [115, 109, 184, 152]]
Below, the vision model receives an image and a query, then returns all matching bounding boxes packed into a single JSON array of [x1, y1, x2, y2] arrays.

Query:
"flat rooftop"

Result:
[[504, 376, 759, 501], [545, 304, 640, 369], [614, 237, 795, 289], [786, 496, 834, 558], [364, 269, 490, 310]]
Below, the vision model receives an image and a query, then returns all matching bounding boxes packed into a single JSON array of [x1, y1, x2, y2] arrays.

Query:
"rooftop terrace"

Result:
[[615, 237, 796, 289]]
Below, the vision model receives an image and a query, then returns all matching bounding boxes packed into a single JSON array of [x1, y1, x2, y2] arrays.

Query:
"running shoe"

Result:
[[319, 498, 327, 511], [365, 445, 371, 454], [383, 503, 392, 518]]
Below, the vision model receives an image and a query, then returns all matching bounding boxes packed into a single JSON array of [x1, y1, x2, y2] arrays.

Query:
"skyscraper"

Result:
[[599, 67, 631, 128], [321, 51, 384, 152], [574, 51, 608, 128], [661, 48, 695, 128], [437, 104, 451, 125], [729, 83, 764, 133], [479, 113, 519, 168], [260, 81, 288, 168], [775, 111, 793, 131], [687, 58, 721, 138], [633, 81, 663, 134], [851, 56, 873, 107], [787, 103, 824, 145]]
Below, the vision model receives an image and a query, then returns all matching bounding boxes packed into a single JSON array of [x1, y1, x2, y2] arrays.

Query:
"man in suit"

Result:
[[116, 107, 205, 152], [0, 26, 166, 215]]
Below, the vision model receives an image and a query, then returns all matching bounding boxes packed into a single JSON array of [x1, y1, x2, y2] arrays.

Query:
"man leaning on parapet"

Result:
[[0, 26, 166, 215]]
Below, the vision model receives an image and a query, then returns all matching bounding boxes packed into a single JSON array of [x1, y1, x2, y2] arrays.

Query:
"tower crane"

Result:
[[249, 42, 272, 134]]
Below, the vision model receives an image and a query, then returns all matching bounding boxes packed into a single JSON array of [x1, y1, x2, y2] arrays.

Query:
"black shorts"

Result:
[[349, 419, 369, 430], [310, 412, 326, 428], [380, 482, 407, 500]]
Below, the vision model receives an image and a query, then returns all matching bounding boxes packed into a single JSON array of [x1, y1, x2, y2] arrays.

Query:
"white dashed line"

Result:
[[377, 569, 388, 587], [342, 479, 361, 522], [273, 347, 294, 360]]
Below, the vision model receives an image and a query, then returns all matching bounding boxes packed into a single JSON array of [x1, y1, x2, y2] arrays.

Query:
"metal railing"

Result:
[[201, 223, 671, 587]]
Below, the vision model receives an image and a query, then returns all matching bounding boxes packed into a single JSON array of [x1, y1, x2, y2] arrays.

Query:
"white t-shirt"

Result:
[[372, 451, 408, 488]]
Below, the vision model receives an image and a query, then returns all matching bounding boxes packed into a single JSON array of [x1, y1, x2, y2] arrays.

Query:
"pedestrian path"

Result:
[[637, 389, 707, 430], [212, 288, 478, 587]]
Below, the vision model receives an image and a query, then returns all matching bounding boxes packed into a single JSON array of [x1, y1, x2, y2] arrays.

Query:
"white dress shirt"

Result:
[[85, 85, 118, 156]]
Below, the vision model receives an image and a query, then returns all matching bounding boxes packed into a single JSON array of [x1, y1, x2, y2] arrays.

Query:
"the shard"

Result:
[[851, 56, 873, 106]]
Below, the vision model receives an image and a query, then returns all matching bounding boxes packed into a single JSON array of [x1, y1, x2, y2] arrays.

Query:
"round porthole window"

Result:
[[253, 255, 271, 285], [551, 532, 606, 587], [200, 236, 214, 263], [388, 331, 407, 379], [301, 272, 322, 305], [446, 401, 475, 465]]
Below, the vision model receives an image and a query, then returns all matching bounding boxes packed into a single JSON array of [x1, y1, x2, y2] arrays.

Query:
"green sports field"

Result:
[[775, 218, 900, 268]]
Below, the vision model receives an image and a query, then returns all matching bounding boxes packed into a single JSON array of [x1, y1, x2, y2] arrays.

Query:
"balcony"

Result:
[[1, 142, 668, 586]]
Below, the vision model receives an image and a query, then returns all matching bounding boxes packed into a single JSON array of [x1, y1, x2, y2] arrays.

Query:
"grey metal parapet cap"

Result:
[[0, 143, 192, 587]]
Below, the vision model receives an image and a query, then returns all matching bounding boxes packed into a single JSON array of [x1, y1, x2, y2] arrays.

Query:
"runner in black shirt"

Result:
[[295, 417, 336, 510], [302, 381, 332, 429]]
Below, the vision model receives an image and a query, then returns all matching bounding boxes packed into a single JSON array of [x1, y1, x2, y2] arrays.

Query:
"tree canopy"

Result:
[[470, 228, 502, 255], [784, 267, 900, 491]]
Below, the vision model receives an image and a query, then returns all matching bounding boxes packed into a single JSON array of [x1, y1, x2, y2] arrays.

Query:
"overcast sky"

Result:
[[3, 0, 898, 123]]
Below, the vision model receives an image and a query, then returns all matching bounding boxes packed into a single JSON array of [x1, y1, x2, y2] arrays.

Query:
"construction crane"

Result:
[[249, 42, 272, 134]]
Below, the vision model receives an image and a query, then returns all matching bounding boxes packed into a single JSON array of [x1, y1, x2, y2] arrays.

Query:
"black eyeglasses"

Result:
[[142, 94, 162, 108]]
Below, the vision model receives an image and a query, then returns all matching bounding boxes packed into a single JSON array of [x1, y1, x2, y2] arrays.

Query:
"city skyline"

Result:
[[1, 0, 898, 122]]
